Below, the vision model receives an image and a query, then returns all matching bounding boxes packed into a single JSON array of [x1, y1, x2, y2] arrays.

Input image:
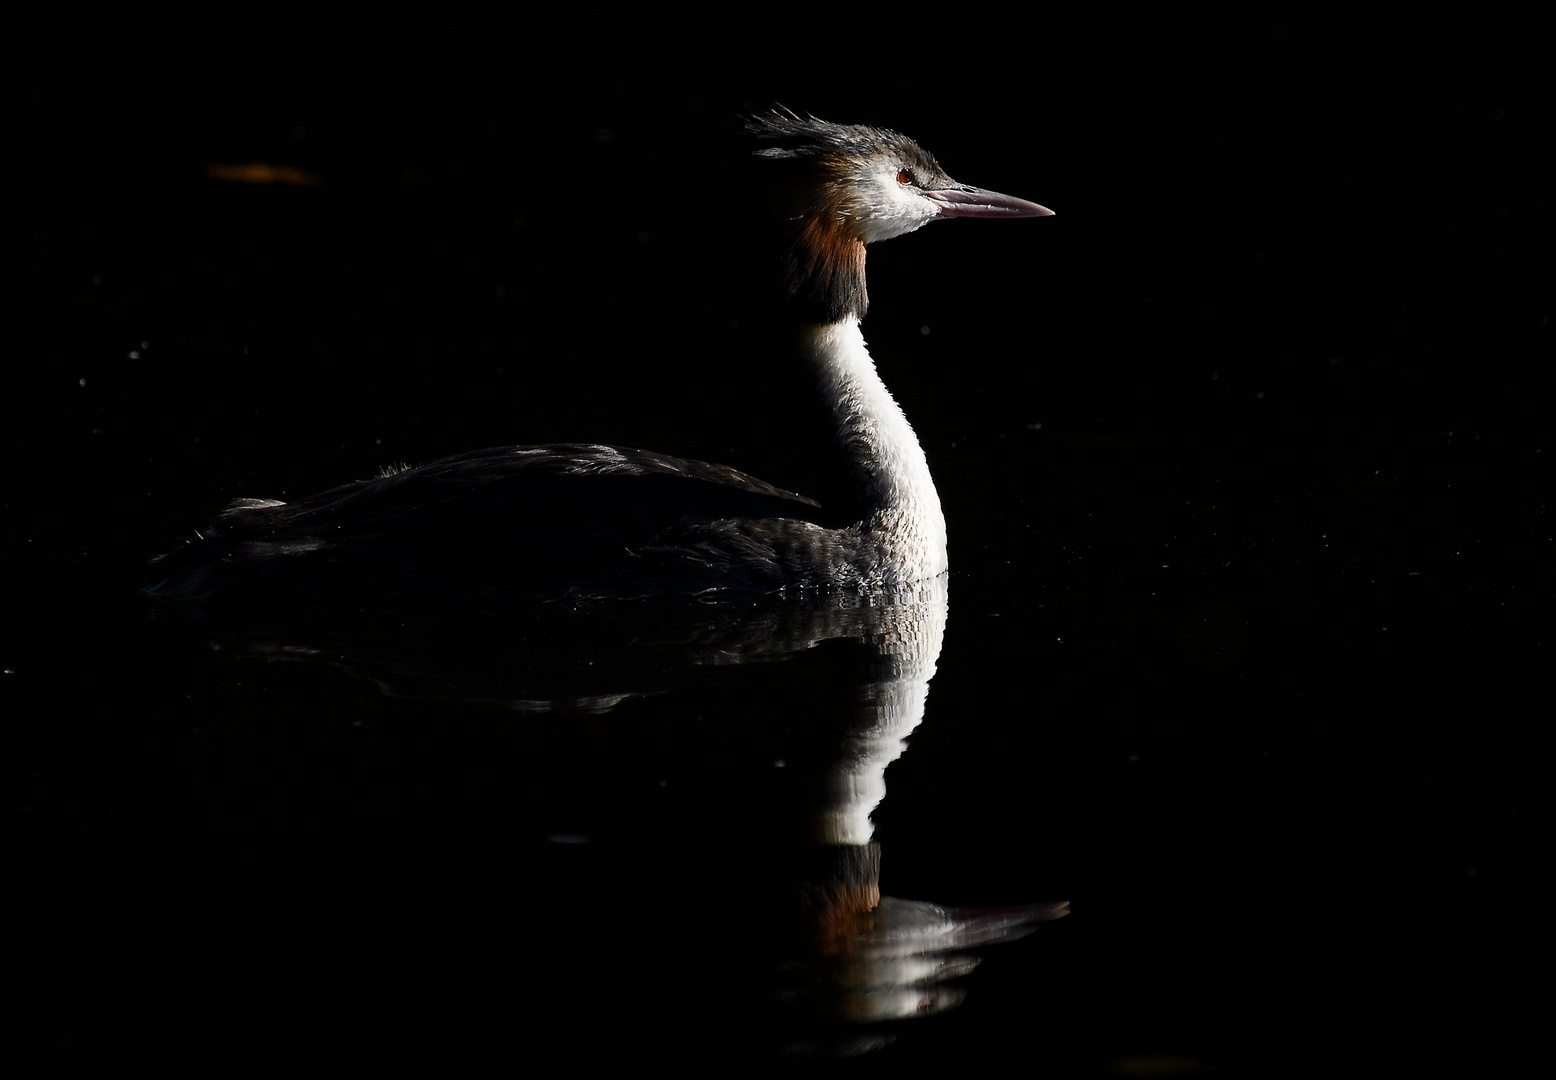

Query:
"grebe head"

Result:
[[744, 109, 1051, 322], [747, 108, 1052, 242]]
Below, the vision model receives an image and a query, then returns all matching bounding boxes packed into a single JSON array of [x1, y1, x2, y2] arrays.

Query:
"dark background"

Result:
[[8, 15, 1547, 1070]]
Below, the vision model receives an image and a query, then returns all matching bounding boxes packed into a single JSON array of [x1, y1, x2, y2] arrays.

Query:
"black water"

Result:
[[10, 19, 1545, 1070]]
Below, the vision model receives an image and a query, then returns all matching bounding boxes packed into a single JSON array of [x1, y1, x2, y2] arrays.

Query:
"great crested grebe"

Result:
[[144, 110, 1051, 602]]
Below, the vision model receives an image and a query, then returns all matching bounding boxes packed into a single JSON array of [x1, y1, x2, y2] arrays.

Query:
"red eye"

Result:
[[897, 168, 916, 187]]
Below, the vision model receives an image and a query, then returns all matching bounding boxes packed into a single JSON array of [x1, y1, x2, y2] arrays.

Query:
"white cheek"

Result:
[[856, 179, 938, 243]]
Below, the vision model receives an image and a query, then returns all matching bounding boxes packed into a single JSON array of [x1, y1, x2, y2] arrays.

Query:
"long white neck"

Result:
[[797, 316, 948, 582]]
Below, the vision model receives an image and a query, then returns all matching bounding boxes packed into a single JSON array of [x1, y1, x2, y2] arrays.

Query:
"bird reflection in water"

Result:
[[152, 576, 1067, 1057]]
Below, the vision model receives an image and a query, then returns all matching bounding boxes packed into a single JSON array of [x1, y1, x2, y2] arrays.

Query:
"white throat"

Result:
[[798, 317, 948, 582]]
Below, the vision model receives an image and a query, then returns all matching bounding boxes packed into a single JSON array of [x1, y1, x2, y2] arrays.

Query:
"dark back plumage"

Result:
[[145, 445, 838, 601]]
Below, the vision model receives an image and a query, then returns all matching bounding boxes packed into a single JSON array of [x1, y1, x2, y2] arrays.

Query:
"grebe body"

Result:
[[145, 111, 1050, 602]]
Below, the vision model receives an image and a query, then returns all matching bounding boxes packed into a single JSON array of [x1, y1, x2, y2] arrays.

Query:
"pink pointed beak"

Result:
[[926, 185, 1053, 219]]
